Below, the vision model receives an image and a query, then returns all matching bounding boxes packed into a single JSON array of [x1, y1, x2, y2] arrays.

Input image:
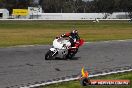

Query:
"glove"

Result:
[[61, 34, 65, 37], [74, 39, 77, 42], [69, 36, 72, 38]]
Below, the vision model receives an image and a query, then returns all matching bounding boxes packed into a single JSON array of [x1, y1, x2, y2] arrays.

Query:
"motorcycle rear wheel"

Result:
[[66, 52, 75, 59], [67, 48, 78, 59]]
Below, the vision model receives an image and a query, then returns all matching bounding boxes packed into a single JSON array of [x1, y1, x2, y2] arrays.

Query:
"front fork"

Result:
[[50, 48, 58, 56]]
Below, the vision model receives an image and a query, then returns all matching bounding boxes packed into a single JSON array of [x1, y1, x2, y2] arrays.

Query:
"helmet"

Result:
[[71, 29, 78, 34]]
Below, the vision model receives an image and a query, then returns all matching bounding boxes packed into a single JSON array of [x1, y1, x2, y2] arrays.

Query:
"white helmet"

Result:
[[71, 29, 78, 34]]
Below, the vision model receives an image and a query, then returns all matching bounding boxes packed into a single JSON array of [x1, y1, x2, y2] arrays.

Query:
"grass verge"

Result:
[[0, 20, 132, 47], [39, 71, 132, 88]]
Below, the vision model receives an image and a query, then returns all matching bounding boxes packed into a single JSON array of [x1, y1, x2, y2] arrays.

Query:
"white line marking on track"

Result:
[[3, 39, 132, 48], [85, 39, 132, 44], [20, 69, 132, 88]]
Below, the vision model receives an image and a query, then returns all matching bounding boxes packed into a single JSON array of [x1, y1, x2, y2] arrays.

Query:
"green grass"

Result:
[[0, 20, 131, 29], [39, 71, 132, 88], [0, 20, 132, 47]]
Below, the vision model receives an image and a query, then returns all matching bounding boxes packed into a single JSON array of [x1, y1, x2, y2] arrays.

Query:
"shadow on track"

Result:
[[45, 57, 80, 60]]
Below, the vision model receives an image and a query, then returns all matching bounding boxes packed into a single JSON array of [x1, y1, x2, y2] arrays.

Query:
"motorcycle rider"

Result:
[[60, 29, 80, 47]]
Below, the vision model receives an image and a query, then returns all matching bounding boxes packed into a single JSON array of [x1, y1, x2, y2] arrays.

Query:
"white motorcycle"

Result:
[[45, 37, 84, 60]]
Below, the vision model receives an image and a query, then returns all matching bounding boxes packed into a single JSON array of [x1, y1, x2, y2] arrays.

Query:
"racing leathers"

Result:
[[61, 32, 80, 47]]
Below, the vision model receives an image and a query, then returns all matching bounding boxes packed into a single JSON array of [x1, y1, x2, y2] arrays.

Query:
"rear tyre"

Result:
[[66, 48, 78, 59], [66, 52, 75, 59], [45, 50, 54, 60]]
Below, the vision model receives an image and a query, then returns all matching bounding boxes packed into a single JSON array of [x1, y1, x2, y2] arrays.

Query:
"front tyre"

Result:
[[45, 50, 54, 60]]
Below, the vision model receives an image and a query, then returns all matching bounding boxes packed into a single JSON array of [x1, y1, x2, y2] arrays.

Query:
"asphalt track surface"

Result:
[[0, 40, 132, 88]]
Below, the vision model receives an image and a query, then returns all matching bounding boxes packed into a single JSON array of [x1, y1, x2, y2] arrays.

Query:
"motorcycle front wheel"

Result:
[[45, 50, 54, 60]]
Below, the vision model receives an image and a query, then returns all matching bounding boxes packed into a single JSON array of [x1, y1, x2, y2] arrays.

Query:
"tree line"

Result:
[[39, 0, 132, 18], [0, 0, 132, 18], [0, 0, 35, 14]]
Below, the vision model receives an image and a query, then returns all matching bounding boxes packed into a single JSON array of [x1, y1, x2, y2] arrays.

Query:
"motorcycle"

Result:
[[45, 37, 84, 60]]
